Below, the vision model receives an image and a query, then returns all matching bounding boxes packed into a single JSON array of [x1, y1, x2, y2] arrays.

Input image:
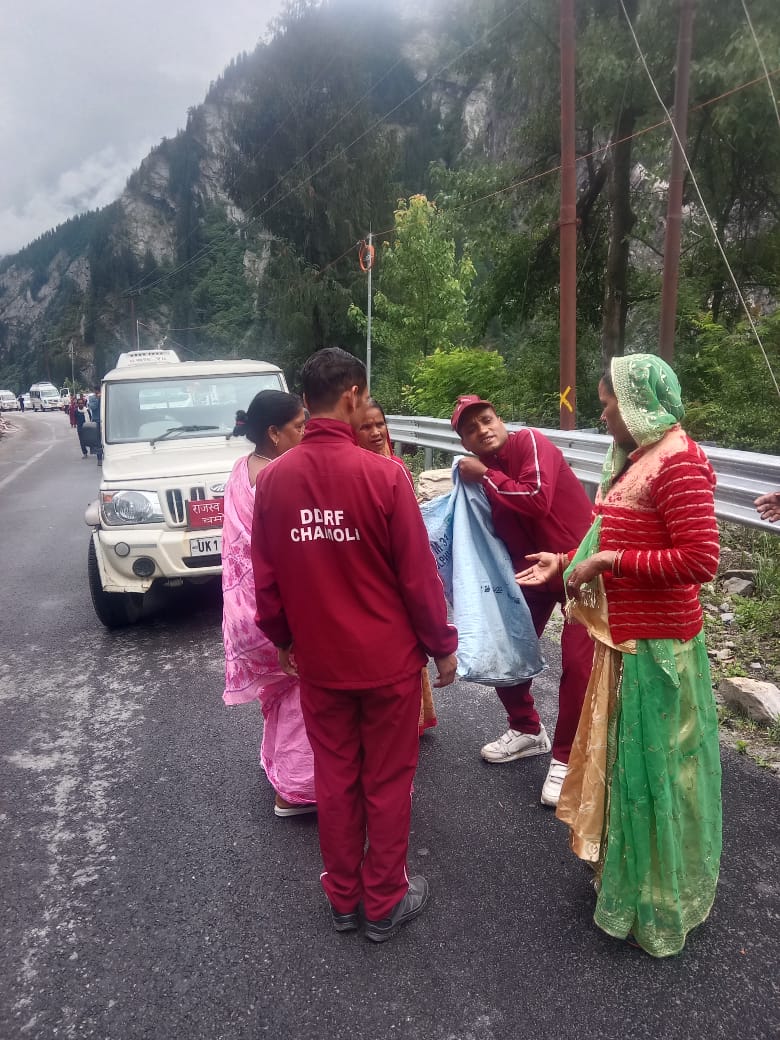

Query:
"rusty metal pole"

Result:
[[659, 0, 696, 362], [559, 0, 577, 429]]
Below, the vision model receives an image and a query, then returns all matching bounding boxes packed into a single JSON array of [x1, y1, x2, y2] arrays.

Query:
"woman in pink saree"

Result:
[[221, 390, 316, 817]]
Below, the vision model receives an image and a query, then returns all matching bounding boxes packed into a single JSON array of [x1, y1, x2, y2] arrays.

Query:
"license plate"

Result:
[[189, 535, 222, 557], [187, 498, 224, 529]]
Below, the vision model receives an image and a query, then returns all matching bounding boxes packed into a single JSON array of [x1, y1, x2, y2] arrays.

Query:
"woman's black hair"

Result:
[[364, 398, 387, 423], [232, 409, 249, 437], [245, 390, 303, 445]]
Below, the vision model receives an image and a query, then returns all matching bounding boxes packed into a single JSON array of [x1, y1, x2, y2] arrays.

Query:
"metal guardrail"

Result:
[[388, 415, 780, 534]]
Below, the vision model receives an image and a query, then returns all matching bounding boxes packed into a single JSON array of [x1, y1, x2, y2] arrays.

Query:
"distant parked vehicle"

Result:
[[59, 387, 72, 410], [29, 382, 61, 411], [0, 390, 20, 410], [21, 393, 32, 410]]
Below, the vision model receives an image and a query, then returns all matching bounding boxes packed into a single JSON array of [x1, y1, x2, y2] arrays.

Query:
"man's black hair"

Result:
[[300, 348, 367, 413]]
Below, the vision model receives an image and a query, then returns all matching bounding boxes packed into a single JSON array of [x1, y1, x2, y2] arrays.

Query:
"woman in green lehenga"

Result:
[[517, 354, 722, 957]]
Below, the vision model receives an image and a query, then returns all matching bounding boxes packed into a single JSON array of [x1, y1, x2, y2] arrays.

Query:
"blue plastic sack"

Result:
[[421, 465, 545, 686]]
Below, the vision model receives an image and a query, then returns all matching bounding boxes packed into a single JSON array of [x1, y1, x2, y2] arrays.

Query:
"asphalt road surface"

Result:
[[1, 412, 778, 1040]]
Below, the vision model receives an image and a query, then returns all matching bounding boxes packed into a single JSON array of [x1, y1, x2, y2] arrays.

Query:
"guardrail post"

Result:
[[424, 447, 433, 469]]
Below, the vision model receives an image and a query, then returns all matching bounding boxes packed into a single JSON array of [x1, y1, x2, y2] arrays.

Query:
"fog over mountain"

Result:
[[0, 0, 285, 257]]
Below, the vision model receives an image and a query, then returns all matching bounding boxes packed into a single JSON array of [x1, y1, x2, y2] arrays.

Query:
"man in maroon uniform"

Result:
[[452, 395, 594, 807], [252, 348, 457, 942]]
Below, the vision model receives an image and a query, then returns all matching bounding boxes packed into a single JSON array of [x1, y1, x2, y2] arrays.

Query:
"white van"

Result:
[[30, 382, 61, 411], [0, 390, 20, 410], [84, 352, 288, 627]]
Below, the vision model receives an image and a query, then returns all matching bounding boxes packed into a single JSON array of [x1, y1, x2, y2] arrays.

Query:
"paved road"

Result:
[[1, 412, 778, 1040]]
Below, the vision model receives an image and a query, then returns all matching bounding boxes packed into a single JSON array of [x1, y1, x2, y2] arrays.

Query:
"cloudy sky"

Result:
[[0, 0, 286, 258]]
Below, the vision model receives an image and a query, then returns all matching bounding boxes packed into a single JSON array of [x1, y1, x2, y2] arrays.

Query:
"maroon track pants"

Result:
[[299, 672, 421, 921], [496, 589, 593, 763]]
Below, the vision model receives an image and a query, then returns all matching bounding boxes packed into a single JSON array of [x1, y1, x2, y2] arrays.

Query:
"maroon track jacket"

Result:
[[251, 418, 457, 689], [478, 429, 593, 571]]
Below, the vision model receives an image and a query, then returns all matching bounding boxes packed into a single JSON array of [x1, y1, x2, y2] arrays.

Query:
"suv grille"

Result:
[[165, 486, 206, 525]]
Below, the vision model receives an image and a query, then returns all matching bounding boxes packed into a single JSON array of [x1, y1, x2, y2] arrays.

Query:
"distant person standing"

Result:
[[88, 387, 103, 466], [74, 395, 89, 458], [68, 395, 78, 428], [252, 347, 457, 942], [17, 393, 25, 412]]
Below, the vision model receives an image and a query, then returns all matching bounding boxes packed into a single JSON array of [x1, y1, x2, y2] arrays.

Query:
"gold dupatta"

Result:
[[558, 522, 635, 865]]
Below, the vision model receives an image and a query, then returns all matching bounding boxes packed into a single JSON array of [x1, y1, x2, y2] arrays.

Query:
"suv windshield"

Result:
[[105, 373, 285, 444]]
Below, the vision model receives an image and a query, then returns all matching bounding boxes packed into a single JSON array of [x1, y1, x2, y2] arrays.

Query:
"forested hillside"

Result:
[[0, 0, 778, 449]]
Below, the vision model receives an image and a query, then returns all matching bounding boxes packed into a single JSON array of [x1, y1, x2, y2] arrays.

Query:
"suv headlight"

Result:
[[101, 490, 164, 526]]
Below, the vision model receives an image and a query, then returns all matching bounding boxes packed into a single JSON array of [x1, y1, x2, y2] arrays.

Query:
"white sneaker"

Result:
[[480, 724, 551, 763], [540, 758, 569, 807]]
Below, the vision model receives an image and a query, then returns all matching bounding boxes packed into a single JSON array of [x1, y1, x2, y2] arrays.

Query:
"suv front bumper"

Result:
[[91, 526, 223, 594]]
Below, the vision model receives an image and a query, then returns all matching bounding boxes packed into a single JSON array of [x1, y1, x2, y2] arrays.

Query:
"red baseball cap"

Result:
[[451, 395, 495, 432]]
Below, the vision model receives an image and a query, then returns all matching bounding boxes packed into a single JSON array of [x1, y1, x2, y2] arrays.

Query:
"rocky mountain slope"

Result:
[[0, 1, 502, 391]]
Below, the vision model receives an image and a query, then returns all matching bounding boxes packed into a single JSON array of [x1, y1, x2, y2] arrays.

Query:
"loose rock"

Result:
[[718, 677, 780, 724], [722, 577, 754, 597]]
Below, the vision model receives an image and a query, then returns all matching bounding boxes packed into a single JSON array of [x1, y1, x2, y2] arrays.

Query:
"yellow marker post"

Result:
[[560, 386, 574, 413]]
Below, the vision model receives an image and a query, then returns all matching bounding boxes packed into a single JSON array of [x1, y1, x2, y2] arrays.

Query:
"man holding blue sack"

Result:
[[452, 396, 593, 806]]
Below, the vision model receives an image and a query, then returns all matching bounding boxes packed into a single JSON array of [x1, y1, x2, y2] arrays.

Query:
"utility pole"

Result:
[[129, 293, 138, 351], [559, 0, 577, 430], [659, 0, 696, 362], [69, 342, 75, 389], [366, 230, 373, 392]]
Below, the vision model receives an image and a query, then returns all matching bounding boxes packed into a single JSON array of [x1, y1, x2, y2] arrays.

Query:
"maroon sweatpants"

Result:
[[496, 589, 593, 763], [298, 672, 421, 921]]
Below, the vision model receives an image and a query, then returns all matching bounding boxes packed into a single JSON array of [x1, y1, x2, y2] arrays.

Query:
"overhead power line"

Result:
[[127, 0, 529, 298], [740, 0, 780, 135], [617, 0, 780, 397]]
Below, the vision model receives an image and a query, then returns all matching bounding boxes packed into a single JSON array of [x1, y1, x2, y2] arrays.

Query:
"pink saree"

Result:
[[221, 456, 315, 804]]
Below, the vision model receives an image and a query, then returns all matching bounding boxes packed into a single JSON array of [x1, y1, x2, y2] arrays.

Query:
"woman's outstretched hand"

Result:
[[516, 552, 559, 588], [755, 491, 780, 524]]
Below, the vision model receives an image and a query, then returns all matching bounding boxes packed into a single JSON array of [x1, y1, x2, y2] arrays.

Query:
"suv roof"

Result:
[[116, 349, 180, 368], [103, 359, 284, 384]]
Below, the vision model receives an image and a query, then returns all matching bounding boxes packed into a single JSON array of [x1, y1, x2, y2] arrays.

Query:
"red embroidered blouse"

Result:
[[598, 427, 720, 644]]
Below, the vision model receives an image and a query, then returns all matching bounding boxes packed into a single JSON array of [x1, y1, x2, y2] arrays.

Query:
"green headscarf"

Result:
[[567, 353, 686, 595], [601, 353, 684, 496]]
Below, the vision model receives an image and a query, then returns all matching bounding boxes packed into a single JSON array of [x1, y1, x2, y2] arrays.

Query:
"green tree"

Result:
[[404, 347, 508, 417], [349, 195, 476, 398]]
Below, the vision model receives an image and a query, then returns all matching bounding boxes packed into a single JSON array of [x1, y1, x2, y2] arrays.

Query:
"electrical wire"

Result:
[[128, 1, 528, 298], [740, 0, 780, 135], [617, 0, 780, 397], [135, 55, 780, 346], [123, 51, 344, 297]]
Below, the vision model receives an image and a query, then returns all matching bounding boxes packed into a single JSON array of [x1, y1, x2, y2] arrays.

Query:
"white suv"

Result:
[[85, 351, 287, 627]]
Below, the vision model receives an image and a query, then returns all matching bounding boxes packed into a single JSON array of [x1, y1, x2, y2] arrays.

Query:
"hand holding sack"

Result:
[[421, 462, 545, 687]]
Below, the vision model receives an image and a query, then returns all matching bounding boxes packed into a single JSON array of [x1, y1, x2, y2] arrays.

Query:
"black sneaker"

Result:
[[330, 905, 360, 933], [364, 876, 429, 943]]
